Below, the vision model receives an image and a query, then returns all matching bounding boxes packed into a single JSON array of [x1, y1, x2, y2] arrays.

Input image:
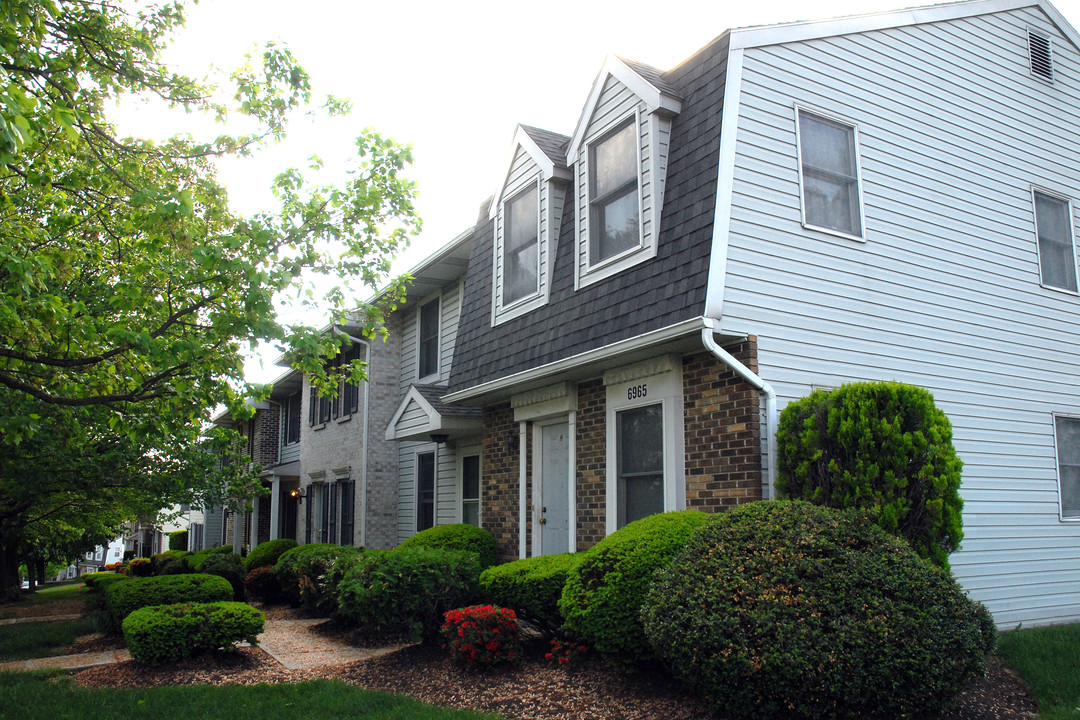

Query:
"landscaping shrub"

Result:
[[334, 547, 480, 642], [123, 601, 264, 665], [480, 552, 583, 635], [399, 524, 497, 570], [104, 573, 233, 630], [776, 380, 964, 569], [243, 566, 281, 602], [168, 529, 188, 551], [274, 543, 362, 612], [199, 552, 246, 600], [559, 510, 710, 671], [151, 551, 189, 576], [126, 557, 152, 577], [441, 605, 521, 668], [244, 538, 298, 572], [642, 501, 997, 720], [185, 545, 236, 572], [81, 572, 126, 591]]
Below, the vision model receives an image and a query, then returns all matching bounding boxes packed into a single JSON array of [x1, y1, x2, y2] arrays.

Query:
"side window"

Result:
[[285, 392, 301, 444], [589, 119, 640, 265], [1034, 190, 1078, 292], [1055, 415, 1080, 519], [417, 451, 436, 531], [796, 108, 864, 239], [418, 299, 440, 380], [503, 184, 540, 305], [461, 453, 481, 526]]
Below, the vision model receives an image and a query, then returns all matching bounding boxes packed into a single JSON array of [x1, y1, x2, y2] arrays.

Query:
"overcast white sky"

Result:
[[112, 0, 1080, 382]]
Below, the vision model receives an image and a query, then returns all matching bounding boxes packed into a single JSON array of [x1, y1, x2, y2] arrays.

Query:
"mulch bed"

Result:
[[70, 625, 1040, 720]]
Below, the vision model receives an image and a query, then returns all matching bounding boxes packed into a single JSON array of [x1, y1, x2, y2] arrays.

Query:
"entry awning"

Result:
[[385, 384, 483, 442]]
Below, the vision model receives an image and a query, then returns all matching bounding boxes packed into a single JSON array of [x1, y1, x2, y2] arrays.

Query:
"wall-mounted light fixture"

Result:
[[289, 487, 305, 504]]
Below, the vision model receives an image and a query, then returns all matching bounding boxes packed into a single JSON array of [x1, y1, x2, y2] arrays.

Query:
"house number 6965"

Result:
[[627, 384, 647, 400]]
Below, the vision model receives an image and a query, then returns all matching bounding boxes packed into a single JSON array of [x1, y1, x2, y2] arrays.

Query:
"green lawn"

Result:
[[997, 622, 1080, 720], [0, 618, 99, 661], [0, 672, 507, 720], [0, 581, 89, 619]]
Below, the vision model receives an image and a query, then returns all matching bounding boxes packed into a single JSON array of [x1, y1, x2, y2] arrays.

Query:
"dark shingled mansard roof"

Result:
[[449, 34, 731, 396]]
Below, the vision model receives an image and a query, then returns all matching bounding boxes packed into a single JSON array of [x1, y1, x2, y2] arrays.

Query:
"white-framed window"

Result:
[[589, 118, 641, 266], [1033, 189, 1078, 293], [1054, 414, 1080, 520], [503, 183, 540, 306], [418, 298, 440, 380], [416, 450, 436, 531], [795, 106, 865, 240], [603, 356, 685, 534], [459, 449, 481, 526]]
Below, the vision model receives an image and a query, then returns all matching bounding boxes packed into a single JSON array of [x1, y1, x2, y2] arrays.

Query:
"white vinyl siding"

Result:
[[721, 7, 1080, 628], [398, 280, 462, 392], [396, 440, 459, 542]]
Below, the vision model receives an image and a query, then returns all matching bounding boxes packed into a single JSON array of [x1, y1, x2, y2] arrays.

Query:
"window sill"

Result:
[[801, 221, 866, 243], [311, 423, 327, 432], [336, 414, 352, 425], [1039, 281, 1080, 297], [577, 242, 656, 289]]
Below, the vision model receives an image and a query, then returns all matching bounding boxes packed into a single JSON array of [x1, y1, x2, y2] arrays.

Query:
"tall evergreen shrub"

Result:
[[776, 380, 964, 568]]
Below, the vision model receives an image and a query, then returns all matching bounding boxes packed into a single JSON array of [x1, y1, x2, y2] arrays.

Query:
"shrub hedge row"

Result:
[[104, 573, 233, 629], [123, 602, 264, 665]]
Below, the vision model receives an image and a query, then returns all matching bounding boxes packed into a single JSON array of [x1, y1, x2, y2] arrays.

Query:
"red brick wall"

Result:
[[682, 339, 763, 511], [574, 379, 606, 551]]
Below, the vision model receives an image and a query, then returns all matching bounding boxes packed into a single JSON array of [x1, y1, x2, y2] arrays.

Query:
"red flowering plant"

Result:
[[545, 638, 589, 666], [103, 563, 125, 573], [441, 604, 522, 668]]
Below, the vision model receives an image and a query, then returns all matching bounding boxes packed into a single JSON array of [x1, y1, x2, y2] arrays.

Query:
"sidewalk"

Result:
[[0, 613, 402, 674]]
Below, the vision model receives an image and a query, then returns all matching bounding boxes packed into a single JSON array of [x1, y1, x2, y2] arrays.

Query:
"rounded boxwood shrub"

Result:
[[199, 552, 245, 600], [334, 547, 480, 642], [559, 510, 711, 670], [151, 551, 189, 576], [185, 545, 236, 572], [480, 552, 583, 635], [104, 573, 234, 629], [81, 572, 127, 591], [244, 538, 298, 572], [776, 381, 964, 569], [123, 601, 264, 665], [398, 524, 497, 570], [274, 543, 362, 612], [642, 501, 997, 720]]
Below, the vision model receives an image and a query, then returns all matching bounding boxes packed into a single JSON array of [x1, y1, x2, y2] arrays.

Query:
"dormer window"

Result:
[[503, 183, 540, 305], [589, 119, 640, 264], [490, 125, 570, 325], [568, 57, 681, 289]]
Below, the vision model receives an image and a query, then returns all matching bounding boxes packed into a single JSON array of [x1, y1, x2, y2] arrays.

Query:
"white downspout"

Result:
[[701, 322, 778, 500], [335, 329, 371, 548]]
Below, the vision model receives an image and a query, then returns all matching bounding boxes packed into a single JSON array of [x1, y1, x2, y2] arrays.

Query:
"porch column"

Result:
[[269, 476, 281, 541], [249, 495, 260, 548], [568, 409, 577, 554], [231, 509, 243, 553]]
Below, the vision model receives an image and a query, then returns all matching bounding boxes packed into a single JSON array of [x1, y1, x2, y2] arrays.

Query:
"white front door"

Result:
[[538, 422, 570, 555]]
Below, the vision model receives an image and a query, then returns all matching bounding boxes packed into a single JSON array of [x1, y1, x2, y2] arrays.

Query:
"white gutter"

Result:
[[701, 320, 777, 500], [335, 329, 372, 547]]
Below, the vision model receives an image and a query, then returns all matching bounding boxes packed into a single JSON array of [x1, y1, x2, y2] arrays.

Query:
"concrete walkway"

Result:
[[0, 614, 401, 674]]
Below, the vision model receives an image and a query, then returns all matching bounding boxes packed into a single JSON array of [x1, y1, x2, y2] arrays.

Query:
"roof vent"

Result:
[[1029, 29, 1053, 81]]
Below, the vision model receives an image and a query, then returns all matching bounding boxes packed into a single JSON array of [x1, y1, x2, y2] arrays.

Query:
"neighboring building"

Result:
[[419, 0, 1080, 629]]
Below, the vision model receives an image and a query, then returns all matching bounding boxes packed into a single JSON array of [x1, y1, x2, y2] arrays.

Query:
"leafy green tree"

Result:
[[0, 0, 419, 437], [775, 381, 964, 569]]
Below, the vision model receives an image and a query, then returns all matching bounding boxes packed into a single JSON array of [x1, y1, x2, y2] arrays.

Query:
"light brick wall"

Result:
[[364, 318, 403, 549], [574, 379, 607, 551]]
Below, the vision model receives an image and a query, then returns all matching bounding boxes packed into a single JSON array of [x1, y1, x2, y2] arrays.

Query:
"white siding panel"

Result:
[[437, 446, 458, 526], [723, 8, 1080, 627]]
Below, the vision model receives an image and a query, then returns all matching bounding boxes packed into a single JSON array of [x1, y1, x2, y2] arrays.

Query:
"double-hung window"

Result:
[[284, 392, 301, 445], [1055, 415, 1080, 519], [616, 404, 665, 528], [461, 453, 481, 526], [589, 120, 640, 265], [796, 108, 864, 239], [503, 185, 540, 305], [418, 299, 440, 380], [1033, 190, 1078, 292]]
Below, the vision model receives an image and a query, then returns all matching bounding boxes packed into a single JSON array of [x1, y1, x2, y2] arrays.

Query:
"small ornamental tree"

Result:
[[776, 381, 964, 568]]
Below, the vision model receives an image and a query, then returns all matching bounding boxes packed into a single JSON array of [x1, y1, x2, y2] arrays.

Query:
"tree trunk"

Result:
[[34, 559, 46, 587], [0, 534, 19, 601]]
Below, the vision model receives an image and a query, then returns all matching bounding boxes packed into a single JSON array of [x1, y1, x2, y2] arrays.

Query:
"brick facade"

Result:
[[478, 342, 764, 557], [481, 402, 531, 563], [250, 405, 281, 466], [574, 379, 607, 551], [682, 341, 763, 512], [364, 323, 404, 549]]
